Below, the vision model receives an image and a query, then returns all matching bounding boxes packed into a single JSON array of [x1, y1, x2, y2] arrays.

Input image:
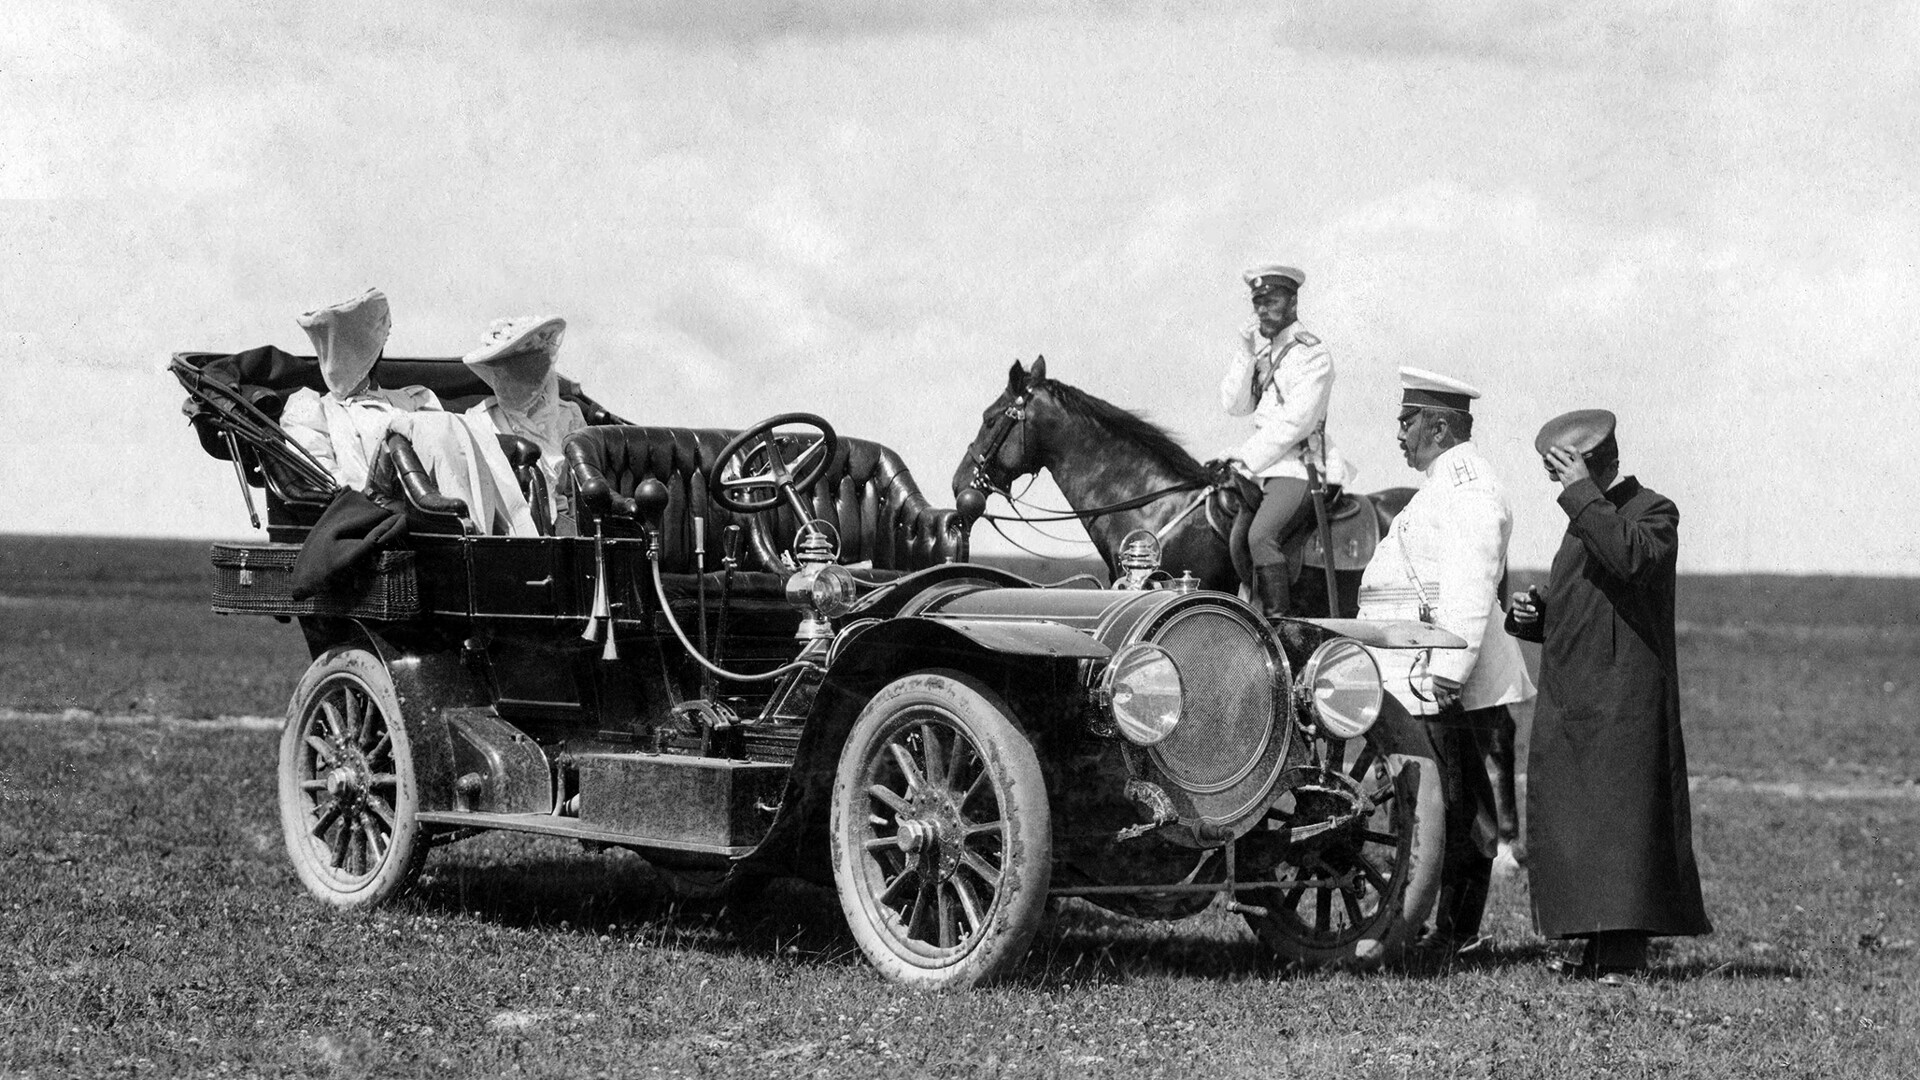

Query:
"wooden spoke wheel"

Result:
[[1242, 709, 1442, 969], [278, 646, 425, 908], [830, 672, 1050, 988]]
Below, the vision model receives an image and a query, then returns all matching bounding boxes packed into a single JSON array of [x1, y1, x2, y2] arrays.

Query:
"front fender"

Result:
[[883, 616, 1110, 661], [345, 622, 492, 814], [736, 617, 1087, 884]]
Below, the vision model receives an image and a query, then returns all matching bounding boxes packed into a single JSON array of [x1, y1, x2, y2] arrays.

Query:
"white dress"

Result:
[[283, 385, 535, 536]]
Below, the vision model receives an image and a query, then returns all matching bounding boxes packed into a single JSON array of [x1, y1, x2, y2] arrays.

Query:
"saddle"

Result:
[[1208, 482, 1382, 572], [1300, 490, 1381, 571]]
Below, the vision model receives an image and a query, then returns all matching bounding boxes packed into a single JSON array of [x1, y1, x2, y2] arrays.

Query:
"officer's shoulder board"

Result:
[[1447, 456, 1480, 486], [1294, 330, 1321, 346]]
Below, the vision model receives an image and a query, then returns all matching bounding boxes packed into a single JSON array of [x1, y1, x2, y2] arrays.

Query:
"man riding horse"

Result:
[[1212, 263, 1355, 623]]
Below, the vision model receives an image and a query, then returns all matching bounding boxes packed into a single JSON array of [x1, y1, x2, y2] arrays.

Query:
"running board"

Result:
[[414, 810, 756, 857]]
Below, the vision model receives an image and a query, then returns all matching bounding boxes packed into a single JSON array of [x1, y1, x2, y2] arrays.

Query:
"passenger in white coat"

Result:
[[1357, 367, 1535, 955], [282, 289, 534, 536], [1216, 264, 1354, 622], [464, 315, 587, 533], [282, 289, 437, 491]]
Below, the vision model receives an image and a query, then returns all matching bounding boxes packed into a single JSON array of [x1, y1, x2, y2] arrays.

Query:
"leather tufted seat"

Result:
[[563, 425, 966, 579]]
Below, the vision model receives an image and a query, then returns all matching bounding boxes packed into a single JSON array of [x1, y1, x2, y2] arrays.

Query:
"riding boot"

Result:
[[1253, 563, 1292, 624]]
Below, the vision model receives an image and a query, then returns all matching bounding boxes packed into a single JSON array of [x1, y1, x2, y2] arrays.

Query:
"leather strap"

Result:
[[1255, 336, 1304, 401], [1394, 525, 1436, 625]]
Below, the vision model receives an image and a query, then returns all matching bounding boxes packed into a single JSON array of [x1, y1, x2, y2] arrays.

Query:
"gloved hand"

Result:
[[1203, 457, 1240, 488], [1508, 585, 1544, 628]]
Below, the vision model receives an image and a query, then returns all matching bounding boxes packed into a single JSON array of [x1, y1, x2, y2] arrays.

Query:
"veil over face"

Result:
[[463, 316, 584, 497], [470, 336, 561, 432], [298, 289, 392, 399], [465, 317, 566, 425]]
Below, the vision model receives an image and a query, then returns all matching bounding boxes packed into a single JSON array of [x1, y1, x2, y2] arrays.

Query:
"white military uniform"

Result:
[[1219, 323, 1354, 487], [1359, 439, 1535, 716]]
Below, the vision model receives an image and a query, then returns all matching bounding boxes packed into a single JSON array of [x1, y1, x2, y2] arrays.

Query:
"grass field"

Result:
[[3, 535, 1919, 1077]]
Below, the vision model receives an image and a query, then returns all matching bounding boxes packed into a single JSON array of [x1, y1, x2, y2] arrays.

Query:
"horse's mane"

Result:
[[1037, 378, 1208, 483]]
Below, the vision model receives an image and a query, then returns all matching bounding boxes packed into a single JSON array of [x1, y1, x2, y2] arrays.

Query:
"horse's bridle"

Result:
[[965, 390, 1030, 497]]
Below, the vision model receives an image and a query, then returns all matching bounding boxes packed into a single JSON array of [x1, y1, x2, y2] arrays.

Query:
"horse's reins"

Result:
[[983, 481, 1209, 524], [980, 475, 1092, 555]]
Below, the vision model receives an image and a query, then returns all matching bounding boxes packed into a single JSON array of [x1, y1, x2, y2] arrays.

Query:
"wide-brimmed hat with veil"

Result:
[[297, 289, 392, 398]]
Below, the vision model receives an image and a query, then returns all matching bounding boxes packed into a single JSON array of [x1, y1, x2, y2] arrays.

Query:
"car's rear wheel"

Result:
[[279, 646, 425, 908], [830, 672, 1051, 988], [1241, 708, 1443, 968]]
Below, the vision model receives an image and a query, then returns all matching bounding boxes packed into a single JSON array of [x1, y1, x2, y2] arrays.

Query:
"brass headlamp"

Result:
[[786, 521, 856, 640]]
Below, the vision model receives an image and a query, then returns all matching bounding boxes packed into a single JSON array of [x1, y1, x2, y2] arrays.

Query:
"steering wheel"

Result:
[[709, 413, 840, 514]]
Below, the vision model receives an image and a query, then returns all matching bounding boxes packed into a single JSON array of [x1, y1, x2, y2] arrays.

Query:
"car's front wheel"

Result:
[[1240, 705, 1443, 968], [279, 645, 425, 908], [830, 672, 1051, 988]]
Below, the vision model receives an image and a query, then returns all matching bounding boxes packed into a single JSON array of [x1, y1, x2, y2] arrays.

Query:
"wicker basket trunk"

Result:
[[210, 543, 420, 620]]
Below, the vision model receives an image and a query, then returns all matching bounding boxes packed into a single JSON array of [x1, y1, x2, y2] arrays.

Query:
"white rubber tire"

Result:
[[279, 646, 425, 909], [830, 672, 1051, 988]]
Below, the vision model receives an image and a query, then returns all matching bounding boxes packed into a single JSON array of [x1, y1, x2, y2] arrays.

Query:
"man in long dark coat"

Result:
[[1505, 409, 1711, 980]]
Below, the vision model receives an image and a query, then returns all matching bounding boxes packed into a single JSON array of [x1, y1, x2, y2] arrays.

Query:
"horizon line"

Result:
[[0, 531, 1911, 581]]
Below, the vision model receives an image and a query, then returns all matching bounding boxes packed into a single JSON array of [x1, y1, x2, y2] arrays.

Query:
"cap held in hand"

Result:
[[1534, 409, 1618, 460]]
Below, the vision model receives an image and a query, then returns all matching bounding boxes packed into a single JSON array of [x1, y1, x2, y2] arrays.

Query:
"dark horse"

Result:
[[952, 357, 1414, 615]]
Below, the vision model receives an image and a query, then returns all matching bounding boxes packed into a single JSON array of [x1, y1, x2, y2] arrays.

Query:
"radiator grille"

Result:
[[1146, 607, 1275, 795]]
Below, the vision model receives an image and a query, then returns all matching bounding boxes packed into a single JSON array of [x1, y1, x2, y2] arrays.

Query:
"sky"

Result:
[[2, 0, 1915, 574]]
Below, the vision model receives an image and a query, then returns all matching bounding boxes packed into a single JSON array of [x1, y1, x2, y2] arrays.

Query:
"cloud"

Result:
[[412, 0, 1171, 49], [522, 0, 1005, 44], [1276, 0, 1716, 74]]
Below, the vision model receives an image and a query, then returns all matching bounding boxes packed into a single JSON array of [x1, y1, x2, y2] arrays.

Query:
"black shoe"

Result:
[[1549, 958, 1643, 986]]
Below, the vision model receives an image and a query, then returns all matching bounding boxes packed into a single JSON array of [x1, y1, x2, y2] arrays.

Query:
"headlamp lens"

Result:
[[1103, 643, 1183, 746], [786, 562, 859, 619], [1301, 639, 1383, 739], [809, 563, 858, 618]]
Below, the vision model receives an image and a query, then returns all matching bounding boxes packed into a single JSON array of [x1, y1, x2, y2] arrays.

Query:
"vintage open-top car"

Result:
[[174, 344, 1454, 987]]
